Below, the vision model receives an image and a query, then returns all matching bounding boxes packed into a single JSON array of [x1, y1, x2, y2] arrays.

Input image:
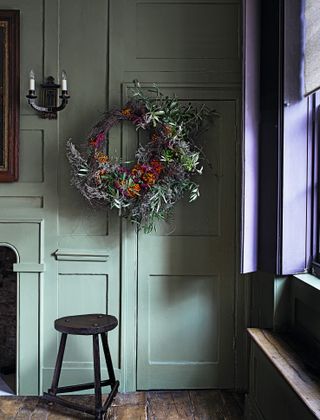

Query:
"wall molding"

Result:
[[13, 263, 45, 273], [54, 248, 109, 262]]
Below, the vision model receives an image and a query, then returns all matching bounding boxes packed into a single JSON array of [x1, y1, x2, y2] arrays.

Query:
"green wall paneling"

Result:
[[0, 0, 243, 394]]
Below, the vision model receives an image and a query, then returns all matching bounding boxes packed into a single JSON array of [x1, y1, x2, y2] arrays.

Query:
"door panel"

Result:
[[147, 275, 220, 363]]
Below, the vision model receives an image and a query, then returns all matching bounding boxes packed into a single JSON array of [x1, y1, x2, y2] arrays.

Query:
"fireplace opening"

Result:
[[0, 246, 17, 395]]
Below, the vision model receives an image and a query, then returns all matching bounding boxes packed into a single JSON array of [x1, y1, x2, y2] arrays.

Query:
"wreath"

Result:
[[66, 82, 212, 232]]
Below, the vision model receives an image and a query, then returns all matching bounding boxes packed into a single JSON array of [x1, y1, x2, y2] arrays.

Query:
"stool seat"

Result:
[[54, 313, 118, 335]]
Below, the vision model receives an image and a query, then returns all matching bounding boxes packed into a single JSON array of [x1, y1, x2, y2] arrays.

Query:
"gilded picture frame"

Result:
[[0, 10, 19, 182]]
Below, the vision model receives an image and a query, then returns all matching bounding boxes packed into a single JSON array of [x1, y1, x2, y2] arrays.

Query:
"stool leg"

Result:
[[100, 333, 116, 384], [93, 334, 103, 419], [50, 333, 67, 395]]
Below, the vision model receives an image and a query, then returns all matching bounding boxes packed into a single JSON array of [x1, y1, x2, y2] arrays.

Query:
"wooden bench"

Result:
[[246, 328, 320, 420]]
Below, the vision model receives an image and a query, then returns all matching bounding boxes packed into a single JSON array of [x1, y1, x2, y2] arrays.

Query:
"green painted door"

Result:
[[137, 92, 238, 389]]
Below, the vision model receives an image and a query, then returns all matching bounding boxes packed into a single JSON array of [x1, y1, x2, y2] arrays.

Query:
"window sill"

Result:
[[292, 273, 320, 292]]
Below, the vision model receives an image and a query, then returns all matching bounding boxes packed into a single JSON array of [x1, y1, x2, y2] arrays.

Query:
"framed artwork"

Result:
[[0, 10, 19, 182]]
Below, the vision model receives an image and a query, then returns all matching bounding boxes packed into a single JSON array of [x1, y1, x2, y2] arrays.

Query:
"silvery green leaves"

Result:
[[130, 82, 212, 140], [188, 182, 200, 202], [66, 140, 89, 183], [180, 151, 201, 173]]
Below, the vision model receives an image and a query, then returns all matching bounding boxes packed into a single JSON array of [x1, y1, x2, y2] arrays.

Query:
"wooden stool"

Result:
[[43, 313, 119, 420]]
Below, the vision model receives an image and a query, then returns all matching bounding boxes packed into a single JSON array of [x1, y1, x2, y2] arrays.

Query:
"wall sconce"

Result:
[[26, 70, 70, 119]]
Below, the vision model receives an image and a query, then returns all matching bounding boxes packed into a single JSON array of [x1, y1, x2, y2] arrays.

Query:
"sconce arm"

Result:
[[55, 93, 70, 112], [26, 91, 70, 118]]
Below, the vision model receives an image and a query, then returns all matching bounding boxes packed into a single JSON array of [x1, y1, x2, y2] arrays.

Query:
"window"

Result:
[[242, 0, 317, 275]]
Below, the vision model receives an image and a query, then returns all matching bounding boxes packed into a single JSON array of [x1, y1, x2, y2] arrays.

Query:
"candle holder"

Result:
[[26, 72, 70, 119]]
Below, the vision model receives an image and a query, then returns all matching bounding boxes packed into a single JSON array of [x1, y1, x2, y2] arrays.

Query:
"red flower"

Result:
[[89, 132, 105, 148], [150, 160, 163, 174]]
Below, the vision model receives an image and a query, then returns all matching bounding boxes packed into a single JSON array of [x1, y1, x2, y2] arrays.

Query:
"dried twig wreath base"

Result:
[[67, 82, 211, 233]]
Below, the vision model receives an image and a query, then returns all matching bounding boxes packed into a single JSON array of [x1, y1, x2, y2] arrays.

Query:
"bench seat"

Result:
[[246, 328, 320, 420]]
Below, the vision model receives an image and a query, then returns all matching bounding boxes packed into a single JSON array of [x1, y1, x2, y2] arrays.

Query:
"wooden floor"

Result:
[[0, 390, 243, 419]]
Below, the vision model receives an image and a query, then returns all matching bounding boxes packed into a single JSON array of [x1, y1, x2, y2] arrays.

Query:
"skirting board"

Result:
[[244, 394, 266, 420]]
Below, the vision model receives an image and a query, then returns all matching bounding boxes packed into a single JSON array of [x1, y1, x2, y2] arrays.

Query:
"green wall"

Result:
[[0, 0, 121, 395], [0, 0, 243, 395]]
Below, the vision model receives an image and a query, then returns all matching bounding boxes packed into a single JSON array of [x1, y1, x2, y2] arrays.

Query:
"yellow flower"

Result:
[[121, 107, 132, 118], [142, 172, 157, 185], [127, 183, 141, 198], [95, 152, 109, 164]]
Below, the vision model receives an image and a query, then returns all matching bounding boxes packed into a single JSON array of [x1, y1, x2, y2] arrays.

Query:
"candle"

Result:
[[61, 70, 67, 91], [29, 69, 35, 91]]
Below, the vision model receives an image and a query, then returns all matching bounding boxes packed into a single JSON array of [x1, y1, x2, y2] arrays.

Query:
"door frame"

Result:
[[119, 84, 243, 392]]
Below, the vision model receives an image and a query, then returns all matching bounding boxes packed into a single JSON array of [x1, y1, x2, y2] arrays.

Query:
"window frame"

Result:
[[241, 0, 317, 275]]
